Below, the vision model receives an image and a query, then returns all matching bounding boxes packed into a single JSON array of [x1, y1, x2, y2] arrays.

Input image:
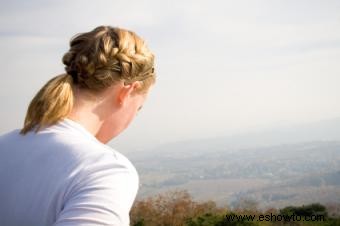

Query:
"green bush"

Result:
[[280, 203, 328, 218]]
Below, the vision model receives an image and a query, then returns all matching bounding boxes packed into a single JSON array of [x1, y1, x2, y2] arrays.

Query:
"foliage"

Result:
[[280, 203, 328, 218], [130, 190, 340, 226], [130, 190, 227, 226]]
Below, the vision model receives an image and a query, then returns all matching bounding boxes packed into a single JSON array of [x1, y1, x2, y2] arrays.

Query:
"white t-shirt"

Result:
[[0, 118, 139, 226]]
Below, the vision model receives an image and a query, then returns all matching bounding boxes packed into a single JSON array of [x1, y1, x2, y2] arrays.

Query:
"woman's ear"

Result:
[[116, 81, 141, 106], [130, 81, 142, 94]]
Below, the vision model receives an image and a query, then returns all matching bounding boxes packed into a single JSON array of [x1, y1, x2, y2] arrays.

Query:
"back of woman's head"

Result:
[[20, 25, 155, 134]]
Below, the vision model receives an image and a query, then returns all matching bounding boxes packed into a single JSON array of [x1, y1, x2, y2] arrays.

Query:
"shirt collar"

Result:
[[55, 118, 100, 143]]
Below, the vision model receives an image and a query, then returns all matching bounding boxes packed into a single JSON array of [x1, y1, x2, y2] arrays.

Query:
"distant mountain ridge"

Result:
[[130, 117, 340, 157]]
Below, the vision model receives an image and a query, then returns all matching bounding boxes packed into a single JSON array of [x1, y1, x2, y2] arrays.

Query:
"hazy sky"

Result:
[[1, 0, 339, 152]]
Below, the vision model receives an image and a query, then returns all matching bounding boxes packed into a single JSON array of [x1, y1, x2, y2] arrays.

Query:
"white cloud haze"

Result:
[[1, 0, 339, 152]]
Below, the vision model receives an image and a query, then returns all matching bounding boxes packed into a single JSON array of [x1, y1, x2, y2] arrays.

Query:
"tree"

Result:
[[280, 203, 328, 218], [130, 190, 228, 226]]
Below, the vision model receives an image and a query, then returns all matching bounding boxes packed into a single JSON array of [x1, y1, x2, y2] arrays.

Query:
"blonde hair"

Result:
[[20, 26, 155, 135]]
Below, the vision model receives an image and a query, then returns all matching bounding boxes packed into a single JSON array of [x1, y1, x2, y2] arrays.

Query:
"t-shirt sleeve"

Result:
[[53, 153, 139, 226]]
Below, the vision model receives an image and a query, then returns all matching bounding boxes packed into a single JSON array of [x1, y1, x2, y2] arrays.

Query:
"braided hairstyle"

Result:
[[63, 26, 155, 91], [20, 26, 155, 134]]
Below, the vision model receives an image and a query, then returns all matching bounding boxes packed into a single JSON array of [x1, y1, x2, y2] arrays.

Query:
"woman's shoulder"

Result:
[[48, 129, 137, 174], [51, 127, 138, 178], [0, 129, 21, 142], [0, 125, 137, 175]]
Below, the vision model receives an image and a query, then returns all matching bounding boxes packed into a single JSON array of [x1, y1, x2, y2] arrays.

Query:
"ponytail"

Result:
[[20, 74, 74, 134]]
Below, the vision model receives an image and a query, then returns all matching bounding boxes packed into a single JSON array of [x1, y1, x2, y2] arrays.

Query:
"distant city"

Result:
[[128, 118, 340, 208]]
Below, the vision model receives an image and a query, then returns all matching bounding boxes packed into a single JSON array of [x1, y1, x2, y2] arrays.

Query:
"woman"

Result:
[[0, 25, 155, 226]]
